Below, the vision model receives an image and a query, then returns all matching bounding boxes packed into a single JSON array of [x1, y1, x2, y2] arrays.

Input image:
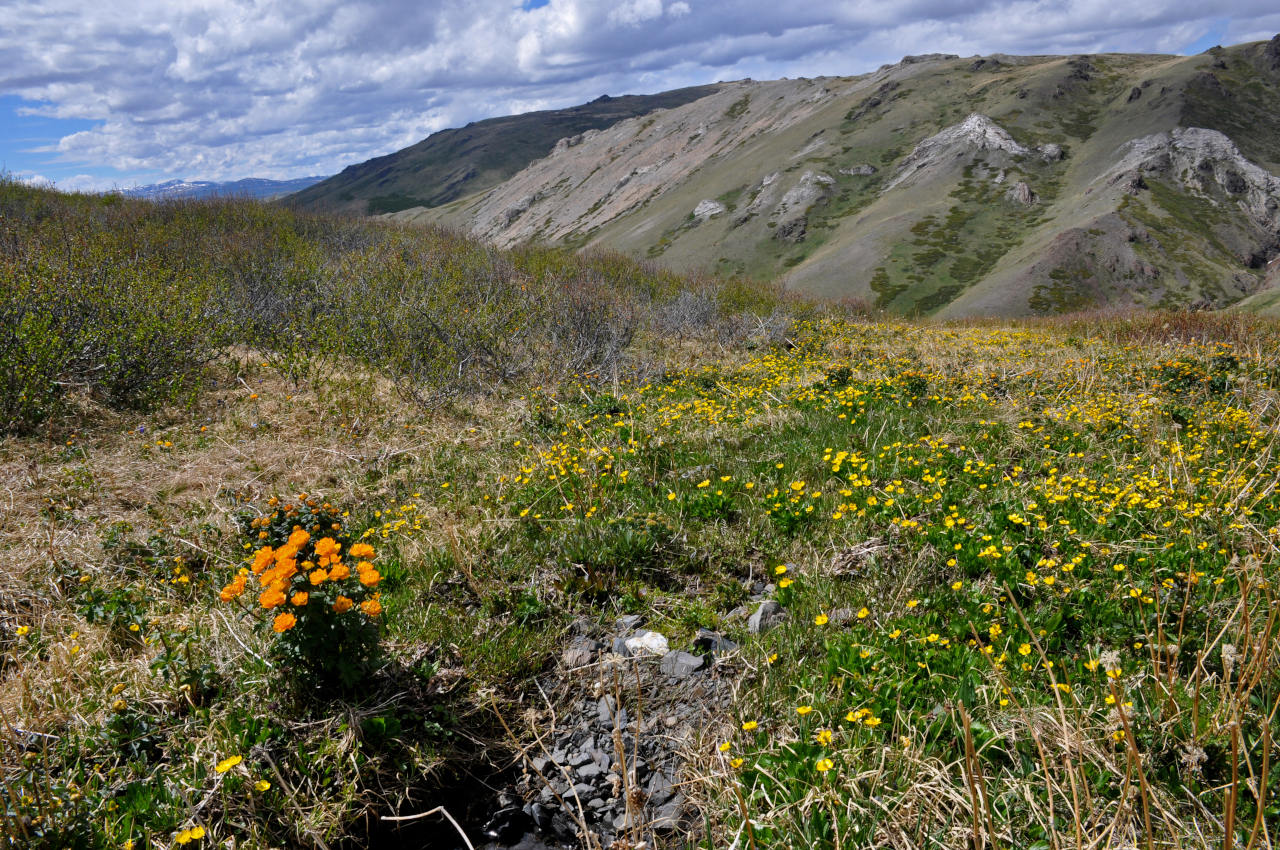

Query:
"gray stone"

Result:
[[616, 614, 643, 632], [652, 793, 686, 830], [748, 600, 785, 633], [694, 628, 739, 655], [611, 636, 630, 656], [596, 696, 618, 725], [576, 763, 604, 779], [568, 749, 592, 767], [571, 782, 598, 799], [829, 607, 854, 625], [659, 650, 705, 678], [1006, 181, 1037, 206], [561, 636, 600, 668]]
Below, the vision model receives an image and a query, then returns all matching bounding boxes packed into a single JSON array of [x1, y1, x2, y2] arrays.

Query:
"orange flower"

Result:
[[313, 537, 340, 559], [329, 563, 351, 580], [272, 612, 297, 632], [287, 528, 310, 548], [357, 563, 380, 587], [360, 597, 382, 617], [259, 587, 286, 609], [251, 547, 275, 574], [290, 591, 309, 606], [219, 576, 246, 602], [333, 595, 354, 613], [308, 568, 329, 585], [349, 542, 375, 559]]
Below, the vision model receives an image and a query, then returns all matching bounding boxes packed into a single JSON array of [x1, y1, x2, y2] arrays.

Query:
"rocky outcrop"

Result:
[[692, 199, 726, 221], [884, 114, 1059, 191], [1006, 181, 1037, 206], [771, 171, 834, 242], [1104, 128, 1280, 231]]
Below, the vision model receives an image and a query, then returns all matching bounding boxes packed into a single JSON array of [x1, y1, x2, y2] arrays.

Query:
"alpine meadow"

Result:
[[3, 29, 1280, 850]]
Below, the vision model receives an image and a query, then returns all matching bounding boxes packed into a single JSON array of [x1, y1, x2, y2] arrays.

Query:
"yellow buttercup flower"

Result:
[[215, 755, 242, 774]]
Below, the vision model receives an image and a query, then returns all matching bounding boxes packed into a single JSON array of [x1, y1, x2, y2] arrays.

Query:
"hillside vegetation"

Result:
[[368, 37, 1280, 318], [2, 184, 1279, 850], [289, 86, 721, 216]]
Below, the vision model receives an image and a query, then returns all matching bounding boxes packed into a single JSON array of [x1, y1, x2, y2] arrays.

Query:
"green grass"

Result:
[[4, 185, 1280, 850]]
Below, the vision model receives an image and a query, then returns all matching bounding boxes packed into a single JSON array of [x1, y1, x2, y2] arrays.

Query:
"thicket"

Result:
[[0, 178, 785, 434]]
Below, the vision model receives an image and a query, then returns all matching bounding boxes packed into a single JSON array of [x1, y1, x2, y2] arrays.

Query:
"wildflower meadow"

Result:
[[1, 181, 1277, 849]]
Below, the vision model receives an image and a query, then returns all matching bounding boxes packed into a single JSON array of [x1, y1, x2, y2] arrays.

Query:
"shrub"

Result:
[[224, 496, 382, 691]]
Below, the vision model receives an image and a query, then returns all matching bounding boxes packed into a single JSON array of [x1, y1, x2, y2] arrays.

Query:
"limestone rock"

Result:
[[1006, 181, 1038, 206], [693, 199, 726, 220], [885, 114, 1030, 192], [623, 629, 669, 656]]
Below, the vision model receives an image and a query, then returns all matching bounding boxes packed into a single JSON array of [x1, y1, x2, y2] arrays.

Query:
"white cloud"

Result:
[[1, 0, 1277, 183]]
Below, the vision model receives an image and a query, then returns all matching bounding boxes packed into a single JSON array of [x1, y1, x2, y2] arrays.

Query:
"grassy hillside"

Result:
[[391, 38, 1280, 319], [288, 86, 720, 216], [2, 184, 1279, 849]]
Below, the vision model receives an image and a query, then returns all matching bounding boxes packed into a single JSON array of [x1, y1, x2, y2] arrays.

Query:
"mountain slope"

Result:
[[122, 176, 326, 200], [386, 37, 1280, 317], [288, 86, 720, 216]]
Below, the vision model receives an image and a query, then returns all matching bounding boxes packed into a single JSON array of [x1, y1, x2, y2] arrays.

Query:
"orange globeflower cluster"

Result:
[[219, 524, 382, 631]]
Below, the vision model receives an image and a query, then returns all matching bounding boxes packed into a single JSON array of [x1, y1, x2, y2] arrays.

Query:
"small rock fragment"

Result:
[[659, 650, 705, 678], [748, 600, 785, 633]]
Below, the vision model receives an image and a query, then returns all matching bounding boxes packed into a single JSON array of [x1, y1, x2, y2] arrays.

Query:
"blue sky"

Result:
[[1, 1, 1277, 191]]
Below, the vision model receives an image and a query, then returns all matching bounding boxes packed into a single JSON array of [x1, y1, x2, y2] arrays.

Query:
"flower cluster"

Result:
[[223, 496, 383, 688]]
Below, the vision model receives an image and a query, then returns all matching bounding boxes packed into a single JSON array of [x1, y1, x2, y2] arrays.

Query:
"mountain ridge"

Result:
[[122, 176, 326, 201], [304, 37, 1280, 317]]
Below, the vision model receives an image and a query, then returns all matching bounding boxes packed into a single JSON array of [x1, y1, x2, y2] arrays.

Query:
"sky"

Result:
[[1, 0, 1277, 191]]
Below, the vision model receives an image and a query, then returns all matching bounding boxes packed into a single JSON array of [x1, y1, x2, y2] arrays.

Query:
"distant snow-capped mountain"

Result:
[[119, 176, 327, 201]]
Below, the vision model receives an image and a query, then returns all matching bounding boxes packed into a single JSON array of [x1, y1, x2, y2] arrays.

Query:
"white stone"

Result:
[[624, 630, 669, 656]]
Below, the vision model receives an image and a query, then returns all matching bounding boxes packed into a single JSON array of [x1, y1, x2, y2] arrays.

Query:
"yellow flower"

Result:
[[15, 625, 28, 637], [778, 577, 793, 588], [814, 613, 829, 626], [774, 565, 788, 575], [729, 758, 744, 769], [796, 705, 813, 715], [815, 758, 834, 772], [741, 721, 758, 731], [215, 755, 243, 774], [814, 728, 833, 745], [951, 581, 963, 591], [856, 607, 869, 619], [906, 599, 919, 608], [717, 741, 731, 752], [254, 780, 271, 792], [864, 716, 882, 727], [1018, 643, 1031, 656]]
